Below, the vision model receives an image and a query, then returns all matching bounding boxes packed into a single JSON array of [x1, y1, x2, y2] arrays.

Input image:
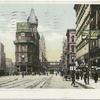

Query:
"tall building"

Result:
[[66, 29, 76, 71], [39, 35, 48, 72], [0, 42, 6, 75], [74, 5, 100, 67], [14, 8, 40, 73], [39, 35, 46, 62]]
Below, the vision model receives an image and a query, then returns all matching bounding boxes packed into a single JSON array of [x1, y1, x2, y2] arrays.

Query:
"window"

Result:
[[21, 45, 25, 52], [71, 36, 74, 42], [71, 45, 74, 52], [18, 55, 21, 62], [18, 36, 21, 40]]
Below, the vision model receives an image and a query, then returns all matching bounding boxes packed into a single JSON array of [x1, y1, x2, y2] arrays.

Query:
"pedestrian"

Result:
[[22, 72, 24, 78], [47, 72, 48, 76], [60, 70, 64, 77], [80, 71, 83, 80], [64, 71, 68, 81], [84, 72, 87, 84], [71, 70, 76, 86], [76, 71, 80, 80], [94, 70, 98, 83], [56, 72, 57, 76]]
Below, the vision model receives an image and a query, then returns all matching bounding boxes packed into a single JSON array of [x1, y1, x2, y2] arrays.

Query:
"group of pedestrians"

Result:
[[70, 69, 99, 86], [71, 70, 82, 86], [71, 70, 88, 86], [82, 70, 98, 84]]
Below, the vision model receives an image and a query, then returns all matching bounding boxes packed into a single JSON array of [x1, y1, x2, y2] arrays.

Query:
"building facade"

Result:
[[0, 42, 6, 75], [14, 8, 40, 74], [66, 29, 76, 71], [74, 5, 100, 67], [62, 39, 68, 70], [39, 35, 46, 63], [39, 35, 47, 72], [5, 58, 15, 75]]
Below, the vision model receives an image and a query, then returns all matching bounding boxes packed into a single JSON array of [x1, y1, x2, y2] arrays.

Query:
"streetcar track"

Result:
[[0, 79, 28, 87], [0, 76, 48, 88], [0, 78, 18, 86], [26, 77, 48, 88], [9, 79, 35, 88], [40, 76, 53, 88], [0, 78, 36, 88]]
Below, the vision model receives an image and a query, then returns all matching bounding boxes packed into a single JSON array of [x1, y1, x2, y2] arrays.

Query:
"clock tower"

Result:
[[14, 9, 40, 74]]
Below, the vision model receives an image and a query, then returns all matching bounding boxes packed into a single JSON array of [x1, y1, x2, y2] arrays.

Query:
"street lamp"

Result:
[[22, 55, 25, 59]]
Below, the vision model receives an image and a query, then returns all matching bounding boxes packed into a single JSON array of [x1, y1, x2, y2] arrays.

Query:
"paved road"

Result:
[[42, 74, 84, 89], [0, 74, 85, 89]]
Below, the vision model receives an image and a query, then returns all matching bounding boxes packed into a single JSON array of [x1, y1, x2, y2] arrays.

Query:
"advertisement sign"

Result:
[[17, 22, 31, 32]]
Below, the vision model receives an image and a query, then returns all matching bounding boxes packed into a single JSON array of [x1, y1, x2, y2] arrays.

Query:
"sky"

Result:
[[0, 4, 76, 62]]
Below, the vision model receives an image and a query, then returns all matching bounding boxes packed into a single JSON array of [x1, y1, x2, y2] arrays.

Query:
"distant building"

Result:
[[39, 35, 46, 62], [14, 8, 40, 74], [66, 29, 76, 71], [0, 42, 6, 75], [62, 39, 68, 70], [5, 58, 15, 75], [39, 35, 47, 71]]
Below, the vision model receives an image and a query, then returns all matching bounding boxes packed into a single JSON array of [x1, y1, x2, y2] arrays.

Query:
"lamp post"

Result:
[[87, 24, 91, 84], [21, 54, 26, 72]]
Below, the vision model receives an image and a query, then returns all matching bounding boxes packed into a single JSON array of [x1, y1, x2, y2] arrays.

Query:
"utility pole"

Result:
[[88, 7, 92, 84], [88, 23, 91, 84]]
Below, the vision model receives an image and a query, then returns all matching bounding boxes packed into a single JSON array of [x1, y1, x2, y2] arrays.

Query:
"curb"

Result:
[[76, 81, 94, 89]]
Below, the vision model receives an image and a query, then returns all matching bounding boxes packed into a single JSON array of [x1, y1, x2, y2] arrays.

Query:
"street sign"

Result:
[[70, 66, 73, 70], [70, 66, 76, 70], [82, 30, 100, 39]]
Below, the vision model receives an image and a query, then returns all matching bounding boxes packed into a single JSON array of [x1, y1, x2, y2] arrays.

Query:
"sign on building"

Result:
[[17, 22, 31, 32]]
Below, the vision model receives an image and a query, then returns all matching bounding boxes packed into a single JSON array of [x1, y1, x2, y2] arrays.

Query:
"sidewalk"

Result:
[[76, 78, 100, 89]]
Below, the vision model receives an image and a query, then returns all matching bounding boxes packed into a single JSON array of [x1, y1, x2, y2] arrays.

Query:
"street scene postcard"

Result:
[[0, 0, 100, 90]]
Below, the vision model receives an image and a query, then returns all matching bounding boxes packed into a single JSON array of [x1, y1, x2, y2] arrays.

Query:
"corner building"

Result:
[[14, 9, 40, 73]]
